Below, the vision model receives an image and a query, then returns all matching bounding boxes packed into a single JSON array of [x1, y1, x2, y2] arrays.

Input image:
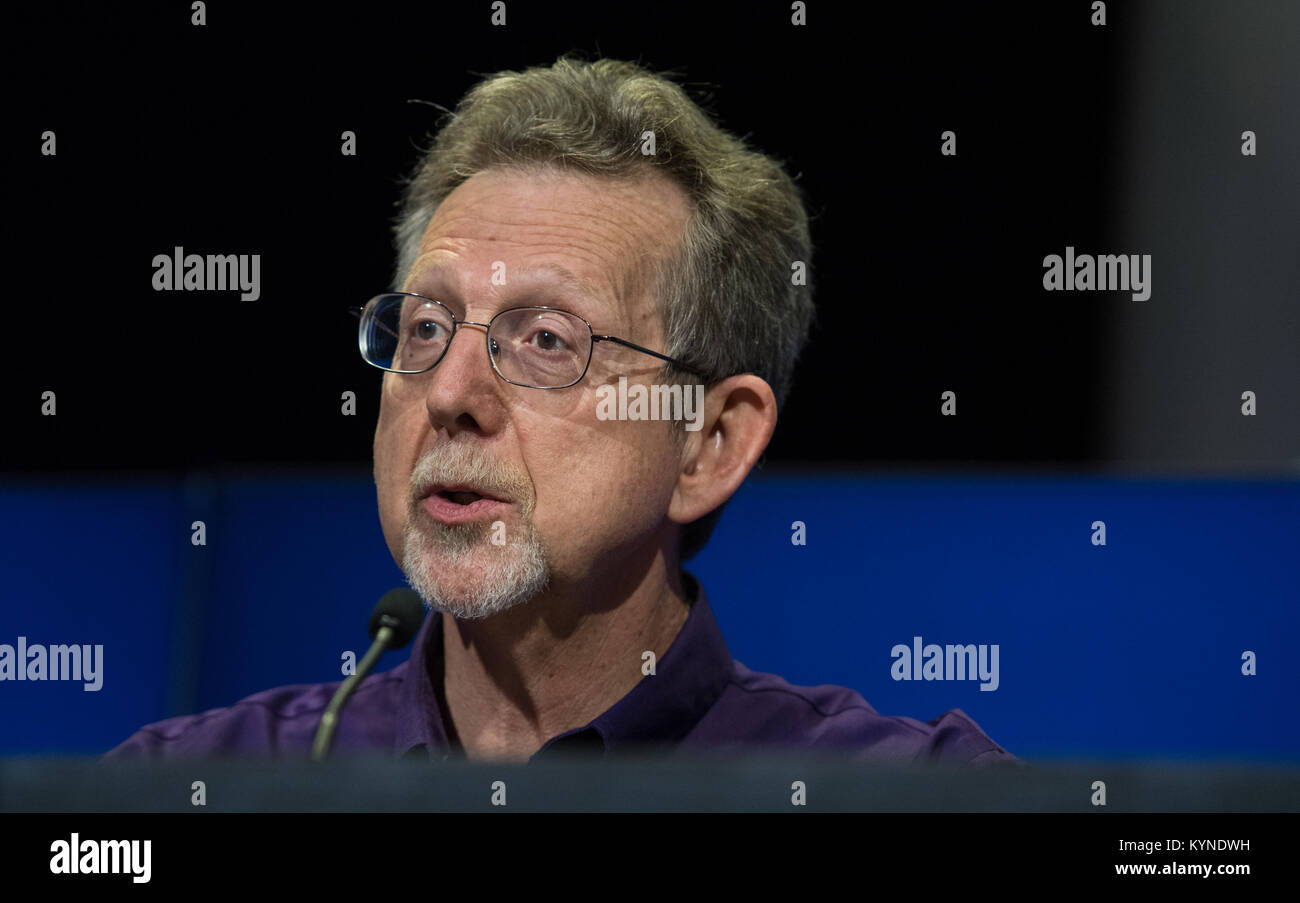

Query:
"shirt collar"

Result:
[[392, 600, 453, 759], [393, 573, 733, 760]]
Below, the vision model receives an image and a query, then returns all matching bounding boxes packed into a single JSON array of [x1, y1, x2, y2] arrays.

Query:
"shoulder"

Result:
[[687, 661, 1020, 766], [102, 664, 407, 759]]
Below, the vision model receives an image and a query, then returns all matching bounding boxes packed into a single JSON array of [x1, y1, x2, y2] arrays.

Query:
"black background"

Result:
[[10, 1, 1132, 472]]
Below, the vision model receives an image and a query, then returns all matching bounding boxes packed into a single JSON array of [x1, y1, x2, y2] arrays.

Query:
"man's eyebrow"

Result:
[[508, 264, 627, 328], [406, 262, 460, 298], [513, 263, 605, 301], [409, 261, 620, 324], [411, 261, 601, 298]]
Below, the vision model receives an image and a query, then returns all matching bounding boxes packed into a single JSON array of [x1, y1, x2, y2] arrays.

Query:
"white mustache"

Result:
[[408, 445, 532, 512]]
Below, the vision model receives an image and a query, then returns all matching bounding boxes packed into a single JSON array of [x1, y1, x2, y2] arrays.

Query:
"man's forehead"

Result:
[[407, 258, 610, 317], [406, 167, 686, 324]]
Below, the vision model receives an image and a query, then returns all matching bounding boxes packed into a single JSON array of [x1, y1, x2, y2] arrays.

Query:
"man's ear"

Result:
[[668, 374, 777, 527]]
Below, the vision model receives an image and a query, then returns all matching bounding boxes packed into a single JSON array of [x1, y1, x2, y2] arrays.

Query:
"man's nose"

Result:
[[422, 321, 498, 430], [437, 321, 493, 377]]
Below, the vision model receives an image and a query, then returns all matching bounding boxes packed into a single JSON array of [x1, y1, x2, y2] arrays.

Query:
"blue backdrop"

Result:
[[1, 471, 1295, 761]]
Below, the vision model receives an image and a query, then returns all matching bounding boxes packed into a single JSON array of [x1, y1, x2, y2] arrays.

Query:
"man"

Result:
[[107, 57, 1017, 765]]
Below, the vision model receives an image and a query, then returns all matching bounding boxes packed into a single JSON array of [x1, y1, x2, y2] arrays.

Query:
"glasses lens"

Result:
[[489, 308, 591, 387], [360, 294, 454, 372]]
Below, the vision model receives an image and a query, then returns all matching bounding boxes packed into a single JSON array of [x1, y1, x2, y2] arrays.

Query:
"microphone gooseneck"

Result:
[[311, 588, 425, 762]]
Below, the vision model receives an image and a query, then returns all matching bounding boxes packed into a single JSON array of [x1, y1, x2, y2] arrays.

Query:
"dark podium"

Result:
[[3, 756, 1298, 812]]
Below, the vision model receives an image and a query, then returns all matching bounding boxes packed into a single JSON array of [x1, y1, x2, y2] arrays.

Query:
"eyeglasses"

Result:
[[350, 292, 702, 389]]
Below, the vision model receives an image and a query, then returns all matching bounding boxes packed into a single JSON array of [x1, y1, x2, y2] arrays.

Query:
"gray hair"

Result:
[[392, 56, 814, 560]]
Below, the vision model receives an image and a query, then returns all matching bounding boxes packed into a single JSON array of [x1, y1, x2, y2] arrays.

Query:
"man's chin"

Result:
[[415, 577, 548, 622], [401, 529, 550, 620]]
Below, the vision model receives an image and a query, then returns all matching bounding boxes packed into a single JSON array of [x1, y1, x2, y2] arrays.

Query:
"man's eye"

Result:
[[412, 320, 444, 341], [529, 329, 567, 351]]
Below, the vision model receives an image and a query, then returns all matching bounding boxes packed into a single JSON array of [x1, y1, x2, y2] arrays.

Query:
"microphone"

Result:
[[311, 588, 425, 761]]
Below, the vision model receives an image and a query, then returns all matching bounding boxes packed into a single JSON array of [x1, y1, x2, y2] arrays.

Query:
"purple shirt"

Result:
[[105, 577, 1019, 765]]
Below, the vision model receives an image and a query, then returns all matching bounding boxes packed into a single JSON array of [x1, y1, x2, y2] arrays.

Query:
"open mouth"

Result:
[[420, 485, 508, 524], [438, 490, 485, 506]]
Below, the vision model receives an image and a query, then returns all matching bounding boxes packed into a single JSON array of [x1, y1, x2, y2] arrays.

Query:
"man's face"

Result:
[[373, 165, 694, 618]]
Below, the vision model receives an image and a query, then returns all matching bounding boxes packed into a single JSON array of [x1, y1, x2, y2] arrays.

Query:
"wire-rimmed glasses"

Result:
[[351, 292, 702, 389]]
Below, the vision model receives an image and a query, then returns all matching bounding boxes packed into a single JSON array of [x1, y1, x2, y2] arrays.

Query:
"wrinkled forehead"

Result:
[[405, 166, 689, 332]]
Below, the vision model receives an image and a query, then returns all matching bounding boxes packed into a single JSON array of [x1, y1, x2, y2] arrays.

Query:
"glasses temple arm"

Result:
[[592, 335, 703, 376]]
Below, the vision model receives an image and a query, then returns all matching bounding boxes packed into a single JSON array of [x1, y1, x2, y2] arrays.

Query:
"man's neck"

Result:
[[439, 557, 690, 762]]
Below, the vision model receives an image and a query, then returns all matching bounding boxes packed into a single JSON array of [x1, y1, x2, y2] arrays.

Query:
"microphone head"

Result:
[[368, 588, 426, 648]]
